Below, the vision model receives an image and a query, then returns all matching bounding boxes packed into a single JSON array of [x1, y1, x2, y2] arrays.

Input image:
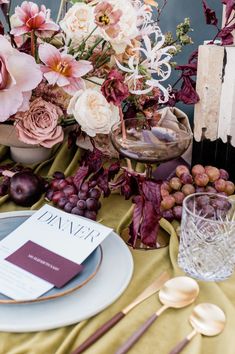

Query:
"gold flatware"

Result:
[[115, 276, 199, 354], [71, 271, 170, 354], [168, 303, 226, 354]]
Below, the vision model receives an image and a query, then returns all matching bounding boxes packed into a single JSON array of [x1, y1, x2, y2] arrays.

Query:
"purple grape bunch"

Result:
[[46, 172, 101, 221]]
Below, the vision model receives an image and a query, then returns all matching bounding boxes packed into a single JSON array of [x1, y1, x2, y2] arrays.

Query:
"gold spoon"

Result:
[[115, 276, 199, 354], [169, 303, 226, 354]]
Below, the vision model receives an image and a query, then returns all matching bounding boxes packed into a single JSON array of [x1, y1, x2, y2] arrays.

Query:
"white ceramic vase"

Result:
[[0, 124, 52, 164]]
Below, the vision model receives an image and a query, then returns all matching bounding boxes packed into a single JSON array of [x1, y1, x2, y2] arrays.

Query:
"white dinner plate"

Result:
[[0, 217, 134, 332]]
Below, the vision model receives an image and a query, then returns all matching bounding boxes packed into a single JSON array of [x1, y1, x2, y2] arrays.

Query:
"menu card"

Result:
[[0, 205, 112, 301]]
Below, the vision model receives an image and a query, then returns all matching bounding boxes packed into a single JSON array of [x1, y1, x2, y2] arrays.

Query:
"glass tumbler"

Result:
[[178, 193, 235, 281]]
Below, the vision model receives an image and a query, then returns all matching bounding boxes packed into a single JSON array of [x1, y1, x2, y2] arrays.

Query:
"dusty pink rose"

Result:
[[101, 69, 129, 106], [10, 1, 59, 37], [0, 0, 9, 4], [14, 98, 64, 148], [39, 43, 93, 95], [0, 35, 42, 122]]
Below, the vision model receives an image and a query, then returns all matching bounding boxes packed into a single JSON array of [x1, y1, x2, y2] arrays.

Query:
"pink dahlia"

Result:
[[0, 35, 42, 122], [39, 43, 93, 95], [10, 1, 59, 37]]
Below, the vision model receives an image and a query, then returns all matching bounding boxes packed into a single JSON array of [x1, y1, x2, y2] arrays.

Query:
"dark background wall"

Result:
[[1, 0, 223, 119]]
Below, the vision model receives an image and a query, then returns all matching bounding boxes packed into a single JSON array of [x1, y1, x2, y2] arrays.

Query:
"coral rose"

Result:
[[14, 98, 64, 148], [0, 35, 42, 122]]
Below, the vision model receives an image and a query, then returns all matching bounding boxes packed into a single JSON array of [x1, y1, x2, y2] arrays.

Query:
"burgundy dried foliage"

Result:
[[222, 0, 235, 21], [174, 51, 199, 105], [176, 76, 199, 105], [202, 0, 218, 26], [128, 180, 162, 248], [83, 145, 104, 173], [123, 104, 138, 119], [92, 161, 121, 197], [217, 24, 235, 45], [140, 201, 161, 247], [73, 165, 89, 190], [128, 195, 144, 247]]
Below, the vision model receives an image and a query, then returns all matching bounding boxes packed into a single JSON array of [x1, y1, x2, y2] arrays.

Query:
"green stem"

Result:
[[74, 26, 98, 60], [85, 78, 102, 86], [95, 43, 111, 67], [83, 38, 104, 60]]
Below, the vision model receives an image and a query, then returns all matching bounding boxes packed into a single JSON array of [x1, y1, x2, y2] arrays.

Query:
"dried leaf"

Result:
[[217, 24, 235, 45], [222, 0, 235, 23], [73, 165, 89, 190], [128, 196, 144, 247], [202, 0, 218, 26], [142, 180, 161, 206], [83, 145, 104, 173], [140, 201, 160, 247], [176, 76, 200, 105]]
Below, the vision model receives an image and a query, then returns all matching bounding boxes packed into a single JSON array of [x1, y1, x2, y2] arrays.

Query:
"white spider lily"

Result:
[[146, 80, 171, 103], [135, 31, 175, 70], [115, 56, 144, 92]]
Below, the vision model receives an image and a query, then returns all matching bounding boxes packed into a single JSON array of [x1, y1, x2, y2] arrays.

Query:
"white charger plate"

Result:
[[0, 217, 133, 332]]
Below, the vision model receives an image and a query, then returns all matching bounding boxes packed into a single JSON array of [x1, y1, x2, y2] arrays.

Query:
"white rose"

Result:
[[67, 88, 120, 137], [60, 3, 96, 42], [99, 0, 139, 54]]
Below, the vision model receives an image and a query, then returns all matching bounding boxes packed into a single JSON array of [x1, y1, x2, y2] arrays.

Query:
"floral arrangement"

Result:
[[0, 0, 196, 149], [0, 0, 235, 249]]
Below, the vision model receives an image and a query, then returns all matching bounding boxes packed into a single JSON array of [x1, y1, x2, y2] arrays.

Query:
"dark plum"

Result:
[[9, 171, 44, 207]]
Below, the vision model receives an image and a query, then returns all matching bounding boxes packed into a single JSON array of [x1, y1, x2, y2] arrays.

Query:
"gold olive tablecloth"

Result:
[[0, 143, 235, 354]]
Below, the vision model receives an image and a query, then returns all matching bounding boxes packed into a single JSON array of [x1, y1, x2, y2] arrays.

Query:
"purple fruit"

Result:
[[53, 171, 65, 180], [71, 207, 85, 216], [219, 169, 229, 181], [84, 210, 97, 221], [162, 209, 174, 222], [77, 200, 86, 210], [68, 194, 79, 206], [9, 171, 43, 207], [57, 197, 68, 209], [63, 185, 77, 197], [45, 189, 54, 201], [173, 206, 183, 220], [89, 188, 101, 200], [64, 202, 74, 213], [86, 198, 99, 211]]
